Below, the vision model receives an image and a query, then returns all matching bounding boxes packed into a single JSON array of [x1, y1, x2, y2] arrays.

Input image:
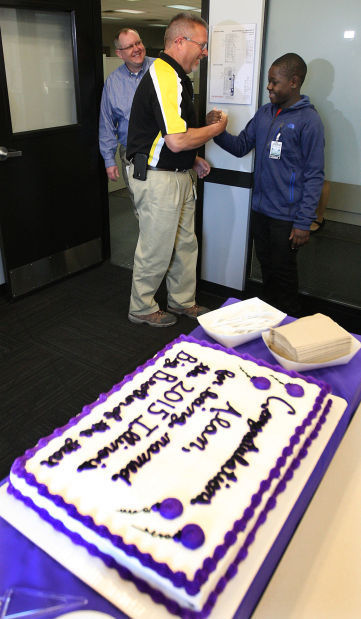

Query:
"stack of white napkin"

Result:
[[268, 313, 352, 363]]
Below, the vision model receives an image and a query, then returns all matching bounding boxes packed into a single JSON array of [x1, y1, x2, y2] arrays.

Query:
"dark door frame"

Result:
[[0, 0, 109, 297]]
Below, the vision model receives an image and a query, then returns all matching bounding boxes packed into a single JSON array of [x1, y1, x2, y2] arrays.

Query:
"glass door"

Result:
[[0, 0, 108, 297]]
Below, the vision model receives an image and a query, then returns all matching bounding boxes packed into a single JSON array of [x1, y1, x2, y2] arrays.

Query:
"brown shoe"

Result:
[[128, 310, 177, 327], [167, 304, 210, 320]]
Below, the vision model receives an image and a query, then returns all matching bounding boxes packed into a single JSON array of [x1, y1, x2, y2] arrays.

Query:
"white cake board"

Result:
[[0, 395, 347, 619]]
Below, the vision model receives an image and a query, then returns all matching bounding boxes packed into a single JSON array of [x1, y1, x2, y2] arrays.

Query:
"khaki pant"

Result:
[[119, 144, 138, 219], [128, 165, 197, 316]]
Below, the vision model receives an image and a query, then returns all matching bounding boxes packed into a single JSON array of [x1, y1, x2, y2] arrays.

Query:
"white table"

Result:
[[253, 403, 361, 619]]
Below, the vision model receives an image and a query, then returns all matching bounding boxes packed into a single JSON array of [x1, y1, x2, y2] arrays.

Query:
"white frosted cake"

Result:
[[9, 335, 332, 618]]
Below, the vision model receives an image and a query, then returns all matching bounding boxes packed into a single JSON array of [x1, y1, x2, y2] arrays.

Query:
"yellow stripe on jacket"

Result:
[[150, 59, 187, 135]]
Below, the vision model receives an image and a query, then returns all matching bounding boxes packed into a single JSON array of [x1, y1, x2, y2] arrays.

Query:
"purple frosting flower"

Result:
[[180, 524, 205, 550], [156, 498, 183, 520], [285, 383, 304, 397], [251, 376, 271, 390]]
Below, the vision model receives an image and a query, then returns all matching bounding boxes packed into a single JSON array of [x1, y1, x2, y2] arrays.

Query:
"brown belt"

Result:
[[147, 165, 189, 172]]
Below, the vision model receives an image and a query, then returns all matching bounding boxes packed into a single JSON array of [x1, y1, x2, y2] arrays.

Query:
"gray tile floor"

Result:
[[109, 188, 361, 310]]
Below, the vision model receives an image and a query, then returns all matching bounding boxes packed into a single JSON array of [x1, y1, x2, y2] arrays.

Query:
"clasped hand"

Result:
[[206, 109, 227, 127]]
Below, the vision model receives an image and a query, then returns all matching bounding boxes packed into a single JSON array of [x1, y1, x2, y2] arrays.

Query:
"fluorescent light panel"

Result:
[[166, 5, 201, 11], [114, 9, 144, 13]]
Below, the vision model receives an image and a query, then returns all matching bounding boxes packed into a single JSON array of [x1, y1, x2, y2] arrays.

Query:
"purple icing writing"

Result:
[[167, 386, 218, 428], [79, 420, 110, 437], [77, 415, 159, 472], [163, 379, 195, 402], [148, 386, 217, 427], [210, 402, 242, 417], [103, 369, 178, 422], [182, 412, 236, 452], [40, 437, 81, 467], [186, 362, 210, 377], [147, 365, 235, 424], [264, 396, 296, 416], [147, 398, 176, 420], [111, 432, 170, 486], [148, 386, 217, 424], [104, 405, 123, 422], [212, 369, 235, 385], [182, 404, 243, 452], [190, 406, 272, 505], [163, 349, 197, 369]]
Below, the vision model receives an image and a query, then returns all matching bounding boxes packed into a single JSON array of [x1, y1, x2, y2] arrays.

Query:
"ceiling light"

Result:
[[114, 9, 145, 14], [166, 5, 201, 11], [344, 30, 355, 39]]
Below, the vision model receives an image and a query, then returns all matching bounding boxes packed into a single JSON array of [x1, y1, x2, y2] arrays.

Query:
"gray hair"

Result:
[[114, 28, 140, 50]]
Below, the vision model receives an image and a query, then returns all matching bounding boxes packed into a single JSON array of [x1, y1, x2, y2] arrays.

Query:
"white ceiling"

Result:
[[101, 0, 202, 29]]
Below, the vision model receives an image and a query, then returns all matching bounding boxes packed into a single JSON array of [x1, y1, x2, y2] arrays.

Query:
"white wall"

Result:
[[201, 0, 266, 290], [261, 0, 361, 225]]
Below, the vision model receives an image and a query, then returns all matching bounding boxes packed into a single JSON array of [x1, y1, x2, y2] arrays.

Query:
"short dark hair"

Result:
[[164, 12, 208, 48], [272, 53, 307, 85]]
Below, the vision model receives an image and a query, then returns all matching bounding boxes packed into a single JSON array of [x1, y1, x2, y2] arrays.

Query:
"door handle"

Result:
[[0, 146, 23, 161]]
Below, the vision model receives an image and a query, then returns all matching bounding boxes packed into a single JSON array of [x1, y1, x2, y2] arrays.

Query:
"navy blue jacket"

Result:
[[214, 96, 324, 230]]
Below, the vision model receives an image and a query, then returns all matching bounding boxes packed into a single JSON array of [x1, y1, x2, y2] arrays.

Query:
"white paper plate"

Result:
[[197, 298, 286, 348], [262, 331, 361, 372]]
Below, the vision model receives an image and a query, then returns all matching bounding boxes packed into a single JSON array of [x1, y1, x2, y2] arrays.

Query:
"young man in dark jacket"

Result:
[[207, 53, 324, 316]]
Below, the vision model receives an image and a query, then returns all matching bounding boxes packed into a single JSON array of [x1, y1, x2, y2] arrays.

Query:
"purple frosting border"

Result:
[[9, 334, 332, 617], [8, 398, 333, 619]]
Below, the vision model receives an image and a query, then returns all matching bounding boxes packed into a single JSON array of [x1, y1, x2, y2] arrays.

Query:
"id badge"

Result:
[[269, 140, 282, 159]]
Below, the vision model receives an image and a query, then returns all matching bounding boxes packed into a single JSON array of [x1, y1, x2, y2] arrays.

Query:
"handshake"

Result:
[[206, 108, 228, 127]]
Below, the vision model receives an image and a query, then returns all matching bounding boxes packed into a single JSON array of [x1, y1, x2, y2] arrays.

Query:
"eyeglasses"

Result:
[[182, 36, 208, 51], [117, 39, 143, 52]]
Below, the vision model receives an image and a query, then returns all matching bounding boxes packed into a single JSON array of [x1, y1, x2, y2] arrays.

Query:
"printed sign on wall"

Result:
[[209, 24, 256, 105]]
